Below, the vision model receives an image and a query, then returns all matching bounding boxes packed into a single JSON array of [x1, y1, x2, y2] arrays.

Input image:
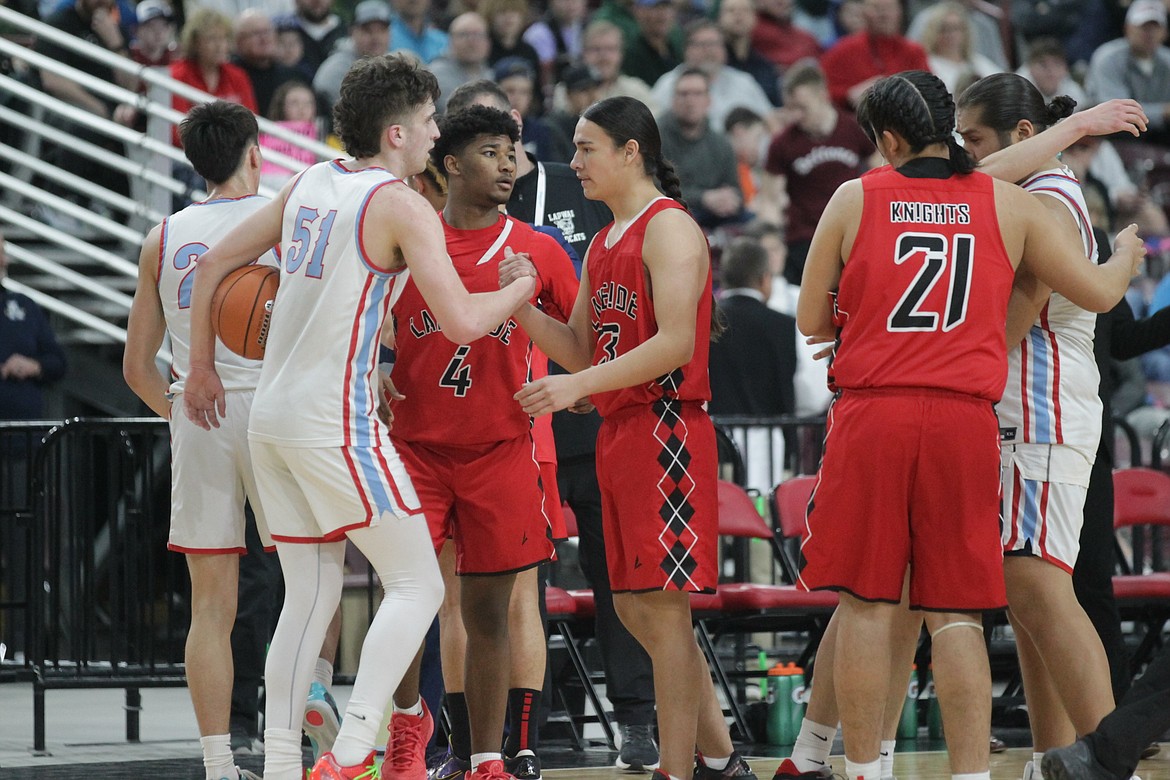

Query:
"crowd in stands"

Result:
[[12, 0, 1170, 425]]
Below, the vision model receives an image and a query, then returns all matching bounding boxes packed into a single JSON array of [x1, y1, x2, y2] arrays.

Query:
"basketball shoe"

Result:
[[772, 758, 834, 780], [465, 758, 516, 779], [1041, 741, 1115, 780], [694, 751, 759, 779], [504, 749, 541, 780], [304, 682, 341, 760], [616, 723, 660, 772], [382, 700, 434, 780], [308, 750, 380, 780], [428, 746, 471, 780]]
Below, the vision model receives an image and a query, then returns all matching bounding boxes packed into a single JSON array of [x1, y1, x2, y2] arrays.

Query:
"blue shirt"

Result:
[[390, 16, 447, 63], [0, 288, 66, 420]]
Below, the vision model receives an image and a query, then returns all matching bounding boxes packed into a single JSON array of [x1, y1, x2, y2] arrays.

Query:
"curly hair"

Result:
[[333, 54, 440, 159], [431, 104, 520, 174], [857, 69, 976, 174]]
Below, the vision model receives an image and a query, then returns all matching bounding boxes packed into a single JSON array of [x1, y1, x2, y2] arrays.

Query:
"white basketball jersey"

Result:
[[249, 160, 407, 448], [159, 195, 278, 395], [998, 166, 1101, 453]]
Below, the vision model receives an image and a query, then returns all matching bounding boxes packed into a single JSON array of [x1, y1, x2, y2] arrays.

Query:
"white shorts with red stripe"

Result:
[[169, 390, 272, 554], [249, 439, 422, 543], [1000, 442, 1094, 573]]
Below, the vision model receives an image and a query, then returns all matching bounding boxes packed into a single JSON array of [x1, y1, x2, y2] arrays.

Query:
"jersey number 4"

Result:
[[887, 232, 973, 333], [440, 345, 472, 396]]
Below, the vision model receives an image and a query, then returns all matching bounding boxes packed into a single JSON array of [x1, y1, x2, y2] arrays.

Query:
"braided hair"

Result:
[[957, 72, 1076, 149], [857, 70, 976, 174], [580, 96, 725, 339]]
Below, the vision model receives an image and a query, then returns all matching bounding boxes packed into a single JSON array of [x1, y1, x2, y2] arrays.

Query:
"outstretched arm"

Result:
[[503, 250, 595, 373]]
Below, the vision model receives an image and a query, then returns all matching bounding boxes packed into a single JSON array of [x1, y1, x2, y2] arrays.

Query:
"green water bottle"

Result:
[[766, 663, 801, 745], [896, 665, 919, 739], [926, 665, 944, 739], [789, 664, 808, 739], [759, 650, 770, 701]]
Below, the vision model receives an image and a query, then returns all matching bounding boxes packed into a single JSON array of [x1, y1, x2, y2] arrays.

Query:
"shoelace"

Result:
[[385, 713, 427, 770], [473, 764, 514, 780]]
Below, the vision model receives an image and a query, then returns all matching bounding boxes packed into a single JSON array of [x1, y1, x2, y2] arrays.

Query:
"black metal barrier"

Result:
[[1, 418, 183, 753], [711, 414, 826, 488]]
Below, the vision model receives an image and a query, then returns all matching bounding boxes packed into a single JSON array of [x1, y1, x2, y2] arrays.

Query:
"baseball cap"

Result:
[[136, 0, 174, 24], [494, 56, 536, 82], [634, 0, 673, 6], [353, 0, 391, 26], [562, 64, 601, 92], [1127, 0, 1167, 26]]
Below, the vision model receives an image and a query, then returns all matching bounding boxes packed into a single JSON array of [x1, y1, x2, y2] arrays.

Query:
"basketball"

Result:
[[211, 264, 279, 360]]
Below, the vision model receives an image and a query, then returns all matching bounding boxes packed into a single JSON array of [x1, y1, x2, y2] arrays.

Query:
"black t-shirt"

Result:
[[507, 155, 612, 458], [36, 5, 118, 110], [234, 58, 305, 118]]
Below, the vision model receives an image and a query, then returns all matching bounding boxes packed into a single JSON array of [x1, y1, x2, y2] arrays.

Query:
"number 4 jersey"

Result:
[[830, 165, 1016, 401], [390, 213, 579, 446]]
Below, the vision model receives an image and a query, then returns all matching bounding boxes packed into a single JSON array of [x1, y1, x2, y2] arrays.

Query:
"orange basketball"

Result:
[[211, 265, 279, 360]]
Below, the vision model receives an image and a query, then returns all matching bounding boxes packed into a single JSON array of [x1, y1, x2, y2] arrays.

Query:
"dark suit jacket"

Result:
[[709, 293, 797, 417]]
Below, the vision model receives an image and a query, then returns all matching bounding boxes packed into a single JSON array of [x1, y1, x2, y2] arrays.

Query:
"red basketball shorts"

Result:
[[540, 461, 567, 541], [595, 400, 718, 594], [798, 389, 1007, 611], [392, 434, 555, 575]]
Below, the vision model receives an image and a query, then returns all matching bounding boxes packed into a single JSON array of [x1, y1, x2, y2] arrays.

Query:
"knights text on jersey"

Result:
[[585, 197, 713, 417], [997, 166, 1102, 450], [829, 167, 1016, 401], [249, 160, 406, 448], [390, 213, 579, 445], [158, 194, 277, 395]]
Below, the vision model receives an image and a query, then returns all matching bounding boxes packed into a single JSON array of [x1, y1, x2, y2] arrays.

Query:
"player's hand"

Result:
[[377, 373, 404, 429], [500, 250, 539, 294], [1114, 223, 1147, 276], [805, 334, 837, 362], [1, 354, 41, 380], [183, 366, 227, 430], [1077, 99, 1148, 138], [515, 374, 581, 417], [568, 397, 595, 414]]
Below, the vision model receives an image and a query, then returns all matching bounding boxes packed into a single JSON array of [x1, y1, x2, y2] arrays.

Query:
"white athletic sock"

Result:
[[314, 658, 334, 691], [1033, 752, 1045, 768], [262, 727, 304, 780], [393, 696, 423, 716], [332, 701, 383, 766], [880, 739, 896, 779], [200, 734, 235, 780], [953, 772, 990, 780], [846, 758, 882, 780], [792, 718, 837, 772], [705, 755, 731, 771], [472, 752, 503, 771]]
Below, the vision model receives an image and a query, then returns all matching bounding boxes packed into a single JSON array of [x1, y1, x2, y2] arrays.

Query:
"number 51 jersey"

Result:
[[830, 166, 1016, 402]]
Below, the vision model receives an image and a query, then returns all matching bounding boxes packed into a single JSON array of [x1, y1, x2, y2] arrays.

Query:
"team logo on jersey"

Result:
[[5, 299, 26, 321]]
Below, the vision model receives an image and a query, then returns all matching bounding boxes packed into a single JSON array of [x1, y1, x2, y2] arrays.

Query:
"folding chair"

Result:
[[1111, 467, 1170, 672]]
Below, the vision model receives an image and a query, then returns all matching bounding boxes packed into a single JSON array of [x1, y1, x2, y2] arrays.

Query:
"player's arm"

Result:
[[515, 208, 708, 416], [506, 252, 596, 372], [1005, 183, 1144, 312], [123, 224, 173, 419], [1005, 266, 1050, 348], [183, 186, 288, 429], [977, 99, 1148, 182], [377, 187, 533, 344], [531, 233, 580, 323], [796, 180, 859, 340]]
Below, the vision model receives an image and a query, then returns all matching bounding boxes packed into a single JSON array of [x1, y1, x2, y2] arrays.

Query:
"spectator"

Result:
[[389, 0, 448, 63], [593, 0, 640, 45], [907, 0, 1008, 71], [481, 0, 542, 101], [1017, 36, 1088, 104], [428, 11, 492, 112], [724, 107, 781, 224], [658, 67, 746, 229], [129, 0, 177, 67], [546, 63, 601, 158], [522, 0, 587, 89], [833, 0, 866, 40], [170, 8, 258, 129], [494, 56, 572, 160], [259, 80, 319, 189], [819, 0, 929, 110], [621, 0, 681, 87], [552, 19, 655, 113], [0, 231, 66, 422], [751, 0, 821, 72], [719, 0, 782, 106], [274, 0, 345, 76], [1085, 0, 1170, 145], [273, 17, 310, 80], [313, 0, 391, 112], [918, 1, 1000, 96], [651, 19, 774, 128], [763, 60, 873, 284], [233, 10, 304, 118]]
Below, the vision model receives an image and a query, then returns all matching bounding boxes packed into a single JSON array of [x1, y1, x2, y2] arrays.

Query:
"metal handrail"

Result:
[[0, 171, 144, 245], [3, 278, 133, 346], [0, 205, 139, 279], [6, 243, 134, 311]]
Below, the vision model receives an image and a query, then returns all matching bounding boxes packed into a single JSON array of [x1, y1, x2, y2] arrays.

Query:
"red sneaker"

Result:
[[308, 750, 379, 780], [465, 759, 516, 780], [382, 700, 434, 780], [773, 759, 833, 780]]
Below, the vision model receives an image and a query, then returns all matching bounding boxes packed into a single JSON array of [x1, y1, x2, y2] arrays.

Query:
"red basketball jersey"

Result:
[[830, 166, 1015, 401], [391, 214, 579, 445], [586, 198, 713, 417]]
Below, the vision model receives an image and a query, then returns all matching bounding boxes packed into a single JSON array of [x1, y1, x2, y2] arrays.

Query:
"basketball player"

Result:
[[181, 55, 536, 780], [123, 100, 272, 780], [383, 105, 579, 780], [793, 71, 1143, 780], [505, 96, 756, 780], [956, 74, 1117, 779]]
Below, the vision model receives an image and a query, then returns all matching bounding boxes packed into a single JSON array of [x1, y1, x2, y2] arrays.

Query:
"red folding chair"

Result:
[[1112, 468, 1170, 671]]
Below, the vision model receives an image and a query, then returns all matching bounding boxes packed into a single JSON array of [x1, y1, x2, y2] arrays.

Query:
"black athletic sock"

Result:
[[503, 687, 542, 756], [446, 691, 472, 761]]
